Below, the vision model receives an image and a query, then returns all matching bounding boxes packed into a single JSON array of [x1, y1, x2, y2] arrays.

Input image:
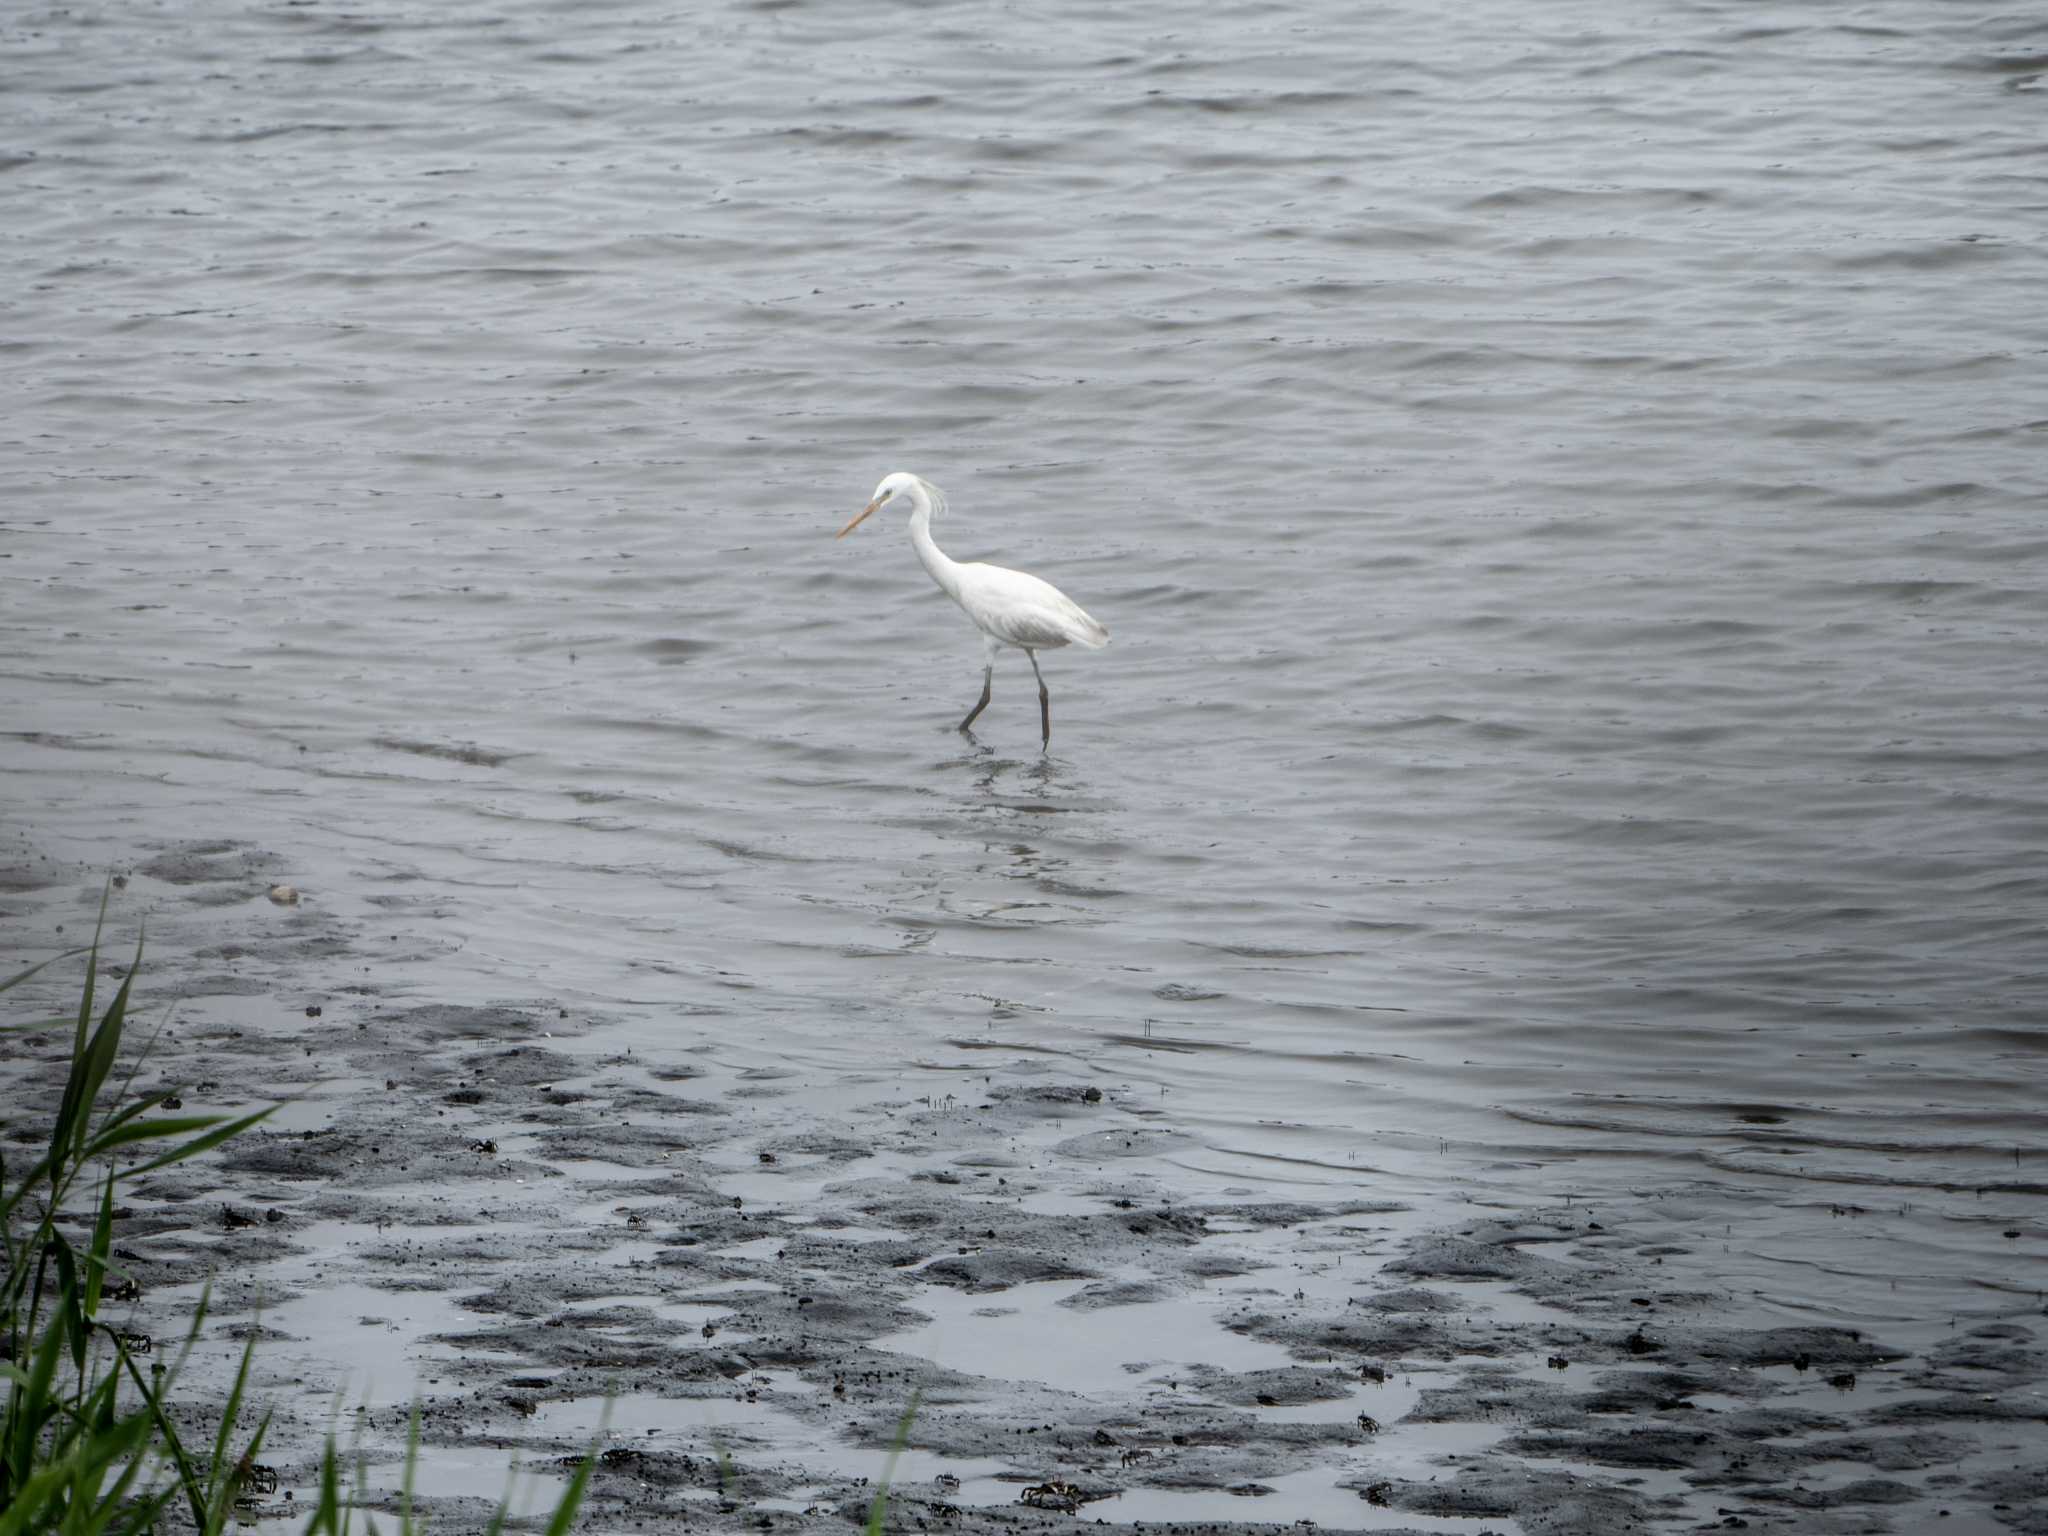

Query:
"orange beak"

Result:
[[836, 496, 886, 539]]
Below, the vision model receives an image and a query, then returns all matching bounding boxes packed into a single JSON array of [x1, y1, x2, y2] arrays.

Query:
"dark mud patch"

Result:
[[637, 637, 719, 665], [1061, 1277, 1184, 1309], [372, 736, 520, 768], [0, 857, 63, 893], [1185, 1365, 1357, 1407], [1973, 1463, 2048, 1532], [923, 1249, 1098, 1292], [380, 1005, 567, 1044], [135, 839, 283, 889], [216, 1127, 558, 1189]]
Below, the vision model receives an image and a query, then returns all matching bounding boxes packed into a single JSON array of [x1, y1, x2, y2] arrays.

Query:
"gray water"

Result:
[[5, 0, 2045, 1328]]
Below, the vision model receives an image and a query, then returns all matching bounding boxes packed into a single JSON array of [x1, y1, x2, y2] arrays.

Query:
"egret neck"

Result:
[[903, 480, 965, 603]]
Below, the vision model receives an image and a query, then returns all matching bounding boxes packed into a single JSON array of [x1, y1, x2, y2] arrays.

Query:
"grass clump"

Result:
[[1, 889, 592, 1534]]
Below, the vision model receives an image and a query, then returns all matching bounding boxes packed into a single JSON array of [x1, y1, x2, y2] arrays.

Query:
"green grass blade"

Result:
[[0, 1459, 73, 1536], [83, 1168, 115, 1319], [400, 1404, 421, 1534], [0, 1012, 83, 1035], [82, 1111, 241, 1165], [71, 885, 109, 1050], [203, 1410, 270, 1536], [9, 1303, 67, 1489], [83, 1082, 185, 1147], [542, 1450, 596, 1536], [44, 918, 127, 1191], [81, 1354, 123, 1436], [119, 1107, 276, 1180], [204, 1327, 261, 1519], [307, 1435, 345, 1536], [95, 995, 172, 1148], [0, 1151, 54, 1229], [48, 960, 98, 1191], [47, 1236, 87, 1379], [88, 1439, 173, 1534], [68, 963, 136, 1164], [116, 1335, 209, 1530], [863, 1389, 923, 1536], [479, 1473, 511, 1536], [0, 947, 87, 997], [210, 1349, 258, 1493], [0, 1414, 149, 1536]]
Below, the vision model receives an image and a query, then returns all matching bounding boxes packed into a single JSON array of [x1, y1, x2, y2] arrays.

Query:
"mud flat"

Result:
[[3, 839, 2044, 1535]]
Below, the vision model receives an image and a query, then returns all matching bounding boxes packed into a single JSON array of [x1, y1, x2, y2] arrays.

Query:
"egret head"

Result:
[[837, 471, 921, 539]]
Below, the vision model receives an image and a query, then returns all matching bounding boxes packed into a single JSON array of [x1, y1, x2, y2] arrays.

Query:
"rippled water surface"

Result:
[[5, 0, 2045, 1321]]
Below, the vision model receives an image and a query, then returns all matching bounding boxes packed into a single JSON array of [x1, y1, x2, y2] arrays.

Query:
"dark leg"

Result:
[[960, 665, 992, 732], [1027, 650, 1050, 749]]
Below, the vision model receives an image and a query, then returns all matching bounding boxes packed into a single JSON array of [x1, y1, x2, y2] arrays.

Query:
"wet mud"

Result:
[[3, 842, 2044, 1534]]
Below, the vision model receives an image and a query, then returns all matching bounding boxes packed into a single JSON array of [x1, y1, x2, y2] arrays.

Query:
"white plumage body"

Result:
[[837, 471, 1108, 746], [932, 560, 1110, 654]]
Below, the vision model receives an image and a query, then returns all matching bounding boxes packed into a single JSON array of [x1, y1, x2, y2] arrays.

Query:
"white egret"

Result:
[[837, 472, 1109, 749]]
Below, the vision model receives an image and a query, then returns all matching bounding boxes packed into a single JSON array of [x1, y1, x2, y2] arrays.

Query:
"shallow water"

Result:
[[4, 0, 2044, 1339]]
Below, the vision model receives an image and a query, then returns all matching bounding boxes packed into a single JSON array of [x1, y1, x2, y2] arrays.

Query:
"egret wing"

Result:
[[957, 563, 1109, 650]]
